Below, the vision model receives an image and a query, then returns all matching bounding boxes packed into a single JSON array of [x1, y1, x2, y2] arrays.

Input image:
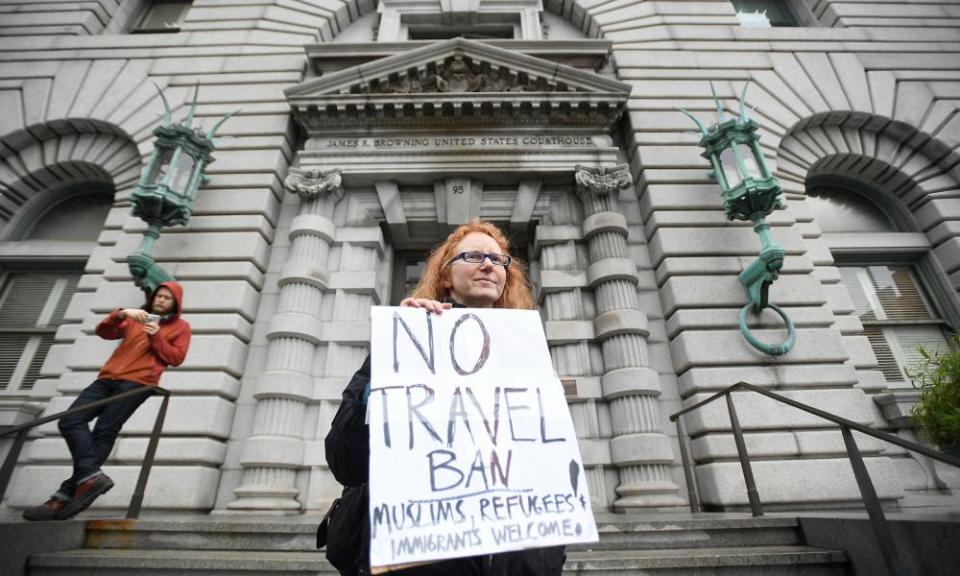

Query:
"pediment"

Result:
[[286, 38, 632, 132]]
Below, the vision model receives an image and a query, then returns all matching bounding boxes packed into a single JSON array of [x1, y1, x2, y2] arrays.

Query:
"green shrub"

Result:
[[906, 337, 960, 448]]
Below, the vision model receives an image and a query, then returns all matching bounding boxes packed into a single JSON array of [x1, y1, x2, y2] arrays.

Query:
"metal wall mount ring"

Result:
[[738, 302, 796, 356]]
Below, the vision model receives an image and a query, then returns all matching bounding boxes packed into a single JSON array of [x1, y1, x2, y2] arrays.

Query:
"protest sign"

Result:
[[367, 306, 598, 570]]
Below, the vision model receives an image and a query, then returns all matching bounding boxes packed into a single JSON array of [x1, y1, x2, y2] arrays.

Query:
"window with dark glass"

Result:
[[407, 26, 515, 40], [806, 185, 897, 233], [134, 0, 191, 33], [402, 12, 519, 41], [731, 0, 800, 27], [392, 252, 427, 305]]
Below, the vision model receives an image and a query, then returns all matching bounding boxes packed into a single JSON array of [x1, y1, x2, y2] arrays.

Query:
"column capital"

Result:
[[284, 167, 345, 203], [575, 163, 631, 199]]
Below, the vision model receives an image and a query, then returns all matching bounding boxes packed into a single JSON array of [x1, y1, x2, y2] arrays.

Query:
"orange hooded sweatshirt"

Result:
[[95, 281, 191, 386]]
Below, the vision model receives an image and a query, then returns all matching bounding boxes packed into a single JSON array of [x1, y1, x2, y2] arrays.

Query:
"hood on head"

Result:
[[148, 281, 184, 320]]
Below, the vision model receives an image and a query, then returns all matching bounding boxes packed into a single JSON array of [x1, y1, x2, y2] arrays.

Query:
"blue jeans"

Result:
[[55, 380, 150, 499]]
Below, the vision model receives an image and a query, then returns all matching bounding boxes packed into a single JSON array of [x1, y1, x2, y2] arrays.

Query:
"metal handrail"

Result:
[[0, 385, 170, 519], [669, 381, 960, 576]]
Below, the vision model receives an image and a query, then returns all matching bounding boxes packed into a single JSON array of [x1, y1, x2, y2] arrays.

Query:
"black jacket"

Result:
[[324, 322, 566, 576]]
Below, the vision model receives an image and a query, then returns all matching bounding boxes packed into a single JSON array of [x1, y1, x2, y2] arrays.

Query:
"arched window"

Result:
[[811, 180, 956, 388], [0, 190, 111, 396], [806, 184, 898, 233]]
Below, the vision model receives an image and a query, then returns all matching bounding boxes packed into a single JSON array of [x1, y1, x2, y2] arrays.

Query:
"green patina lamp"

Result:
[[681, 82, 795, 356], [128, 86, 234, 295]]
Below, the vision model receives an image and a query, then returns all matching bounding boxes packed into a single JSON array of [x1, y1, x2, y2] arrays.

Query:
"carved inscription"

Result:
[[320, 135, 595, 150]]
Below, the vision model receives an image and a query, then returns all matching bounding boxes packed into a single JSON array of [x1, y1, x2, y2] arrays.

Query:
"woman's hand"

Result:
[[400, 297, 452, 314]]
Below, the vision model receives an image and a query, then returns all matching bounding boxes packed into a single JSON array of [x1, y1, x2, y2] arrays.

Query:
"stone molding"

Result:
[[574, 163, 632, 198], [286, 38, 631, 132], [304, 40, 613, 75], [283, 167, 345, 203]]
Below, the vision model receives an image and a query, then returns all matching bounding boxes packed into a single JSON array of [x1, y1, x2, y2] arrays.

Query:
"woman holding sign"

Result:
[[324, 219, 565, 576]]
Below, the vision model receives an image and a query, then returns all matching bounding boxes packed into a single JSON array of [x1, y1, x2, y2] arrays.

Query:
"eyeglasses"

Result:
[[446, 251, 512, 267]]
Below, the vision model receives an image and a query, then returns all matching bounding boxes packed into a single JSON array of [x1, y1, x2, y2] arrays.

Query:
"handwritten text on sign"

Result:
[[368, 307, 598, 568]]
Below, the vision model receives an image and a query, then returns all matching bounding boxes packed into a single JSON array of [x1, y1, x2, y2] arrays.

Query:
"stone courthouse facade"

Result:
[[1, 0, 959, 518]]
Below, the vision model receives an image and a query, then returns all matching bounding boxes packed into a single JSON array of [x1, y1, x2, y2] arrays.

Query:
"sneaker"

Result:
[[60, 473, 114, 519], [22, 497, 69, 521]]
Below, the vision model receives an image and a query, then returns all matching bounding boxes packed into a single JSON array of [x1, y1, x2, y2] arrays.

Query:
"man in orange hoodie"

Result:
[[23, 281, 191, 521]]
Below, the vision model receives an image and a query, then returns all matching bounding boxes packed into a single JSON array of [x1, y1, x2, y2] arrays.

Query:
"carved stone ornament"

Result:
[[284, 167, 344, 201], [575, 164, 632, 196], [372, 51, 571, 94]]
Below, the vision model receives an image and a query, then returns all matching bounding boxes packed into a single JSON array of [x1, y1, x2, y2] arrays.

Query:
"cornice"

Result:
[[286, 38, 631, 133], [303, 39, 613, 75]]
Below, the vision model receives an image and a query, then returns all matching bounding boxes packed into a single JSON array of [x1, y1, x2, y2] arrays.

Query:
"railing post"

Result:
[[127, 390, 169, 519], [675, 415, 702, 513], [0, 430, 28, 501], [840, 426, 908, 576], [726, 392, 763, 516]]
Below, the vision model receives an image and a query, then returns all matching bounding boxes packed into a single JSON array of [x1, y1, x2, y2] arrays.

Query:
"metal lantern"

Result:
[[127, 86, 234, 295], [681, 82, 795, 356]]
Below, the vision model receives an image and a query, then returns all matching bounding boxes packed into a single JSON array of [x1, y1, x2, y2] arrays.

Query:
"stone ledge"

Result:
[[240, 436, 304, 468], [539, 269, 588, 293], [6, 465, 220, 510], [544, 320, 594, 343], [661, 274, 827, 317], [583, 211, 629, 242], [320, 321, 370, 344], [534, 224, 582, 254], [681, 388, 877, 436], [609, 433, 674, 466], [594, 309, 650, 339], [63, 334, 249, 377], [602, 367, 662, 399], [256, 371, 313, 401], [676, 364, 859, 397], [690, 429, 887, 461], [25, 437, 227, 466], [588, 258, 639, 287], [665, 306, 834, 338], [670, 328, 847, 374], [278, 260, 329, 291], [329, 270, 382, 303], [564, 375, 602, 399], [289, 214, 335, 244], [579, 438, 613, 467], [266, 312, 323, 344], [695, 457, 903, 507], [32, 395, 235, 439], [335, 226, 385, 254]]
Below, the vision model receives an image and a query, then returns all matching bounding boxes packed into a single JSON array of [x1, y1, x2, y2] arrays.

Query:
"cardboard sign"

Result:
[[367, 307, 598, 569]]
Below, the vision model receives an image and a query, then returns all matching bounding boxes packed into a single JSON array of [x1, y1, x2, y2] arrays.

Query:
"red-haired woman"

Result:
[[324, 219, 564, 576]]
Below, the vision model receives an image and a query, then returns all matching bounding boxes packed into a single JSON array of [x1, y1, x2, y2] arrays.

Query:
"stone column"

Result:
[[537, 191, 614, 511], [575, 165, 684, 509], [229, 168, 344, 511]]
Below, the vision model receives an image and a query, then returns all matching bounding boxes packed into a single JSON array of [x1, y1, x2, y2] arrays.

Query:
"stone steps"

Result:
[[28, 546, 849, 576], [25, 515, 852, 576], [77, 516, 803, 552]]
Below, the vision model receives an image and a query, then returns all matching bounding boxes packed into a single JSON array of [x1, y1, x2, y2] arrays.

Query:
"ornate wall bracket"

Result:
[[680, 82, 795, 356], [128, 85, 234, 295]]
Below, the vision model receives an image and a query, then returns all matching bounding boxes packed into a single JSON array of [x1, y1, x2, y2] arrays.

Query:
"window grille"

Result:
[[839, 265, 953, 386], [0, 272, 80, 394]]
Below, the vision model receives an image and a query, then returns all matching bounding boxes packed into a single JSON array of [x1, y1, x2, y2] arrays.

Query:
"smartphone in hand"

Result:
[[145, 313, 161, 323]]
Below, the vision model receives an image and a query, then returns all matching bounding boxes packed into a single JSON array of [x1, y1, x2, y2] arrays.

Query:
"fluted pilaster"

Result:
[[575, 164, 683, 509], [229, 168, 344, 512]]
